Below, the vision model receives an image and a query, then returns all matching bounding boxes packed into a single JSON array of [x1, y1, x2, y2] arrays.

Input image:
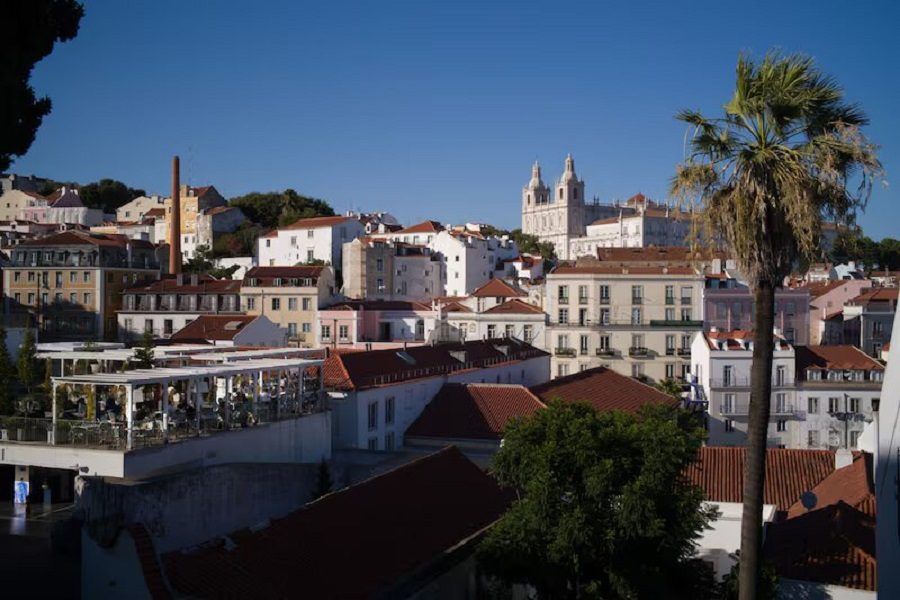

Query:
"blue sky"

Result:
[[13, 0, 900, 239]]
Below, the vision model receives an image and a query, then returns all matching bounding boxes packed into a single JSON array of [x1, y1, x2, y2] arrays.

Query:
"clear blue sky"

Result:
[[13, 0, 900, 239]]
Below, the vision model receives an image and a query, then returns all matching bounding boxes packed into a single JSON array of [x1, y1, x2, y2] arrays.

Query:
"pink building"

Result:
[[704, 286, 810, 346], [806, 280, 872, 344]]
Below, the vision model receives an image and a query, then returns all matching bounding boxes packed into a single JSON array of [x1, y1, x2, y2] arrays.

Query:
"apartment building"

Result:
[[570, 202, 696, 258], [843, 287, 897, 357], [704, 279, 811, 345], [257, 215, 365, 270], [116, 195, 167, 222], [545, 264, 705, 382], [341, 237, 442, 301], [325, 338, 550, 450], [118, 273, 242, 341], [430, 230, 519, 297], [806, 279, 872, 344], [317, 300, 435, 348], [17, 187, 106, 227], [3, 231, 164, 341], [693, 332, 884, 450], [692, 330, 801, 448], [240, 265, 335, 347], [435, 278, 547, 349]]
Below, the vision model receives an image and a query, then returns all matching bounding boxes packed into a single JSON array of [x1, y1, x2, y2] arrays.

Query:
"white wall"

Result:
[[877, 309, 900, 597]]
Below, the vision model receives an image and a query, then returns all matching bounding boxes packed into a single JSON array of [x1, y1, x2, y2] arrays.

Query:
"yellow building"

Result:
[[240, 266, 335, 347], [3, 231, 165, 341], [163, 185, 226, 239]]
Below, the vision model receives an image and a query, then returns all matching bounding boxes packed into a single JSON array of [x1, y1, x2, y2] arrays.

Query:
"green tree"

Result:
[[657, 378, 684, 399], [671, 53, 881, 600], [77, 179, 145, 214], [718, 553, 778, 600], [16, 328, 38, 394], [229, 189, 334, 229], [0, 328, 13, 414], [132, 329, 155, 369], [478, 402, 716, 599], [1, 0, 84, 171], [313, 458, 334, 500], [183, 245, 241, 278]]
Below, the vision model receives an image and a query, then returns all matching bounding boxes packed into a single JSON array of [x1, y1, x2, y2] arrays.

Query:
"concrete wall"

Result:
[[877, 309, 900, 597], [82, 528, 153, 600]]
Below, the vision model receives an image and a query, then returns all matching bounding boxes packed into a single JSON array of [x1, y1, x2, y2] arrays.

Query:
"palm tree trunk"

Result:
[[738, 280, 776, 600]]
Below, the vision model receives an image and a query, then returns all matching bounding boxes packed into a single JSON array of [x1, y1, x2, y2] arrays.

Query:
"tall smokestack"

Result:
[[169, 156, 182, 274]]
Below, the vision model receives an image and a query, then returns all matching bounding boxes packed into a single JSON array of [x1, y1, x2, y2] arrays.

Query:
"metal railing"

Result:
[[628, 346, 650, 357], [677, 348, 691, 357], [555, 347, 577, 357], [649, 319, 703, 328], [596, 348, 616, 357], [717, 403, 804, 418]]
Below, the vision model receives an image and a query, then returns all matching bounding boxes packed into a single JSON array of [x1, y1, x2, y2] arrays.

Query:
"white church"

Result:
[[521, 155, 695, 260]]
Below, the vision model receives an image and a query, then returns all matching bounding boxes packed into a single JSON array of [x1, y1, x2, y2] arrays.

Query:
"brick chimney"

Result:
[[168, 156, 182, 274]]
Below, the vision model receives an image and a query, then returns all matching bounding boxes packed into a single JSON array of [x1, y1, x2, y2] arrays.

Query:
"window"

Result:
[[600, 308, 610, 325], [557, 363, 569, 377], [523, 324, 533, 342], [246, 297, 256, 310], [307, 230, 314, 238], [578, 285, 588, 304], [376, 258, 384, 272], [487, 324, 497, 338], [665, 335, 676, 355], [367, 438, 378, 451], [808, 430, 820, 448], [665, 308, 675, 321], [302, 298, 311, 310], [776, 365, 786, 386], [68, 272, 76, 283], [680, 287, 692, 304], [306, 249, 314, 262], [599, 335, 610, 350], [505, 324, 515, 338], [144, 319, 153, 332], [725, 420, 735, 433], [69, 292, 76, 304], [665, 363, 675, 379], [828, 397, 841, 414], [557, 334, 569, 350], [339, 324, 349, 341], [680, 308, 692, 321], [631, 285, 643, 304], [776, 420, 787, 432], [321, 325, 332, 340], [376, 278, 385, 293], [385, 397, 395, 425], [558, 308, 569, 324], [84, 292, 92, 305], [384, 432, 395, 451], [775, 393, 787, 413], [83, 271, 90, 283], [665, 285, 674, 304], [849, 397, 860, 413], [631, 363, 643, 378], [723, 393, 736, 414], [599, 285, 610, 304], [368, 401, 378, 431], [302, 322, 311, 333], [290, 236, 297, 247], [631, 308, 641, 325], [288, 298, 298, 310], [558, 285, 569, 303], [722, 366, 734, 387], [784, 328, 795, 344], [271, 298, 281, 310], [807, 397, 819, 414], [850, 430, 861, 448], [579, 335, 589, 355], [163, 319, 173, 335], [287, 323, 298, 336]]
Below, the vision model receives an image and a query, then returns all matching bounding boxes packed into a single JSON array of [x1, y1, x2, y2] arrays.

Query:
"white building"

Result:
[[116, 195, 167, 222], [570, 200, 695, 258], [258, 215, 365, 270], [877, 309, 900, 598], [325, 338, 550, 450], [341, 237, 443, 302], [17, 187, 107, 227], [430, 229, 518, 297]]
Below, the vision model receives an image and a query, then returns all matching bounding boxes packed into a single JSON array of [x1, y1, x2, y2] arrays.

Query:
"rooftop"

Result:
[[323, 299, 432, 312], [169, 315, 259, 342], [124, 274, 241, 295], [405, 383, 545, 441], [17, 230, 155, 249], [594, 246, 728, 263], [551, 264, 698, 276], [530, 367, 678, 413], [470, 278, 527, 298], [483, 299, 544, 315], [395, 219, 444, 234], [243, 265, 326, 283], [278, 215, 356, 230], [795, 345, 884, 375], [161, 446, 509, 599]]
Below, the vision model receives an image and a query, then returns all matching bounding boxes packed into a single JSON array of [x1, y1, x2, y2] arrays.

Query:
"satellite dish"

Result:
[[800, 490, 818, 511]]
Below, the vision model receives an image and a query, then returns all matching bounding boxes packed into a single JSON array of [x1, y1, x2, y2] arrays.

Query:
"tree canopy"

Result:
[[1, 0, 84, 171], [478, 401, 716, 599], [229, 189, 335, 229], [829, 226, 900, 270], [78, 179, 146, 214], [183, 245, 241, 279]]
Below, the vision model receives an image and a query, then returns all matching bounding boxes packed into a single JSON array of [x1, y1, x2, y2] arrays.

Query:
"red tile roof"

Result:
[[764, 501, 876, 591], [18, 230, 155, 249], [483, 299, 544, 315], [243, 265, 325, 284], [162, 446, 509, 600], [686, 447, 839, 512], [406, 383, 545, 441], [324, 299, 432, 312], [441, 301, 472, 313], [786, 453, 874, 519], [470, 278, 527, 298], [169, 315, 259, 342], [124, 274, 241, 294], [324, 339, 548, 391], [530, 367, 678, 413], [396, 220, 444, 234], [552, 264, 698, 276], [280, 215, 355, 229], [143, 207, 165, 218], [850, 287, 898, 305], [204, 205, 238, 216], [594, 246, 728, 263], [795, 345, 884, 375]]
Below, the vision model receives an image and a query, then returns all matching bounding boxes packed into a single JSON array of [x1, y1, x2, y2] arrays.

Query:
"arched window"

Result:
[[573, 188, 578, 200]]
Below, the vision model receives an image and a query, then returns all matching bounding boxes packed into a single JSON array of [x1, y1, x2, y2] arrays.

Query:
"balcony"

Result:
[[649, 319, 703, 328], [681, 297, 692, 305], [718, 403, 804, 418], [578, 296, 588, 305], [677, 348, 691, 357], [711, 377, 749, 388], [554, 347, 576, 357], [595, 348, 616, 357], [628, 346, 650, 358], [631, 297, 643, 305], [599, 297, 610, 305], [665, 297, 675, 305]]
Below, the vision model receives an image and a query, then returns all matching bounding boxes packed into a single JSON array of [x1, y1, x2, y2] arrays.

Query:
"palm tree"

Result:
[[671, 53, 881, 600]]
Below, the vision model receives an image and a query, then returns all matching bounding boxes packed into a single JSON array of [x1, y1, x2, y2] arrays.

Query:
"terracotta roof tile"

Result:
[[396, 220, 444, 234], [849, 287, 899, 304], [162, 447, 508, 600], [594, 246, 728, 263], [441, 301, 472, 313], [406, 383, 545, 441], [786, 454, 874, 519], [125, 274, 241, 294], [325, 299, 432, 312], [244, 265, 325, 283], [470, 278, 527, 298], [552, 265, 697, 276], [764, 501, 876, 591], [170, 315, 258, 342], [280, 215, 355, 229], [795, 345, 884, 375], [483, 299, 544, 315], [686, 447, 839, 512], [530, 367, 678, 413]]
